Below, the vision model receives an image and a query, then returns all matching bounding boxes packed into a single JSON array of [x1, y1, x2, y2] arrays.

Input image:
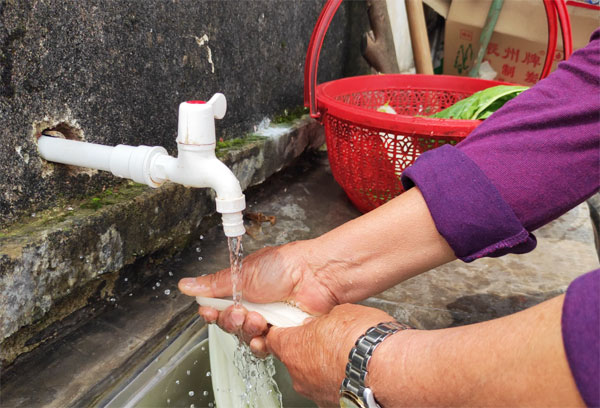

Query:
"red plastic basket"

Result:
[[305, 0, 572, 213]]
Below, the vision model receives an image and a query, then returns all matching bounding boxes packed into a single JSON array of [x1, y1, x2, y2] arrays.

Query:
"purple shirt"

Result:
[[401, 30, 600, 406]]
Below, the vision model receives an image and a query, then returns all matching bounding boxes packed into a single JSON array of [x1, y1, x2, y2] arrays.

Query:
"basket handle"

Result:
[[541, 0, 573, 80], [304, 0, 572, 119], [304, 0, 342, 119], [557, 1, 573, 60]]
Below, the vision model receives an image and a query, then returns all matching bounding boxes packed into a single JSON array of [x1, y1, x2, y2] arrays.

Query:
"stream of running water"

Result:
[[226, 235, 283, 407]]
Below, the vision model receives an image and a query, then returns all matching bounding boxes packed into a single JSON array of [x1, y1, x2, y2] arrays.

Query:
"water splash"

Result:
[[233, 340, 283, 407]]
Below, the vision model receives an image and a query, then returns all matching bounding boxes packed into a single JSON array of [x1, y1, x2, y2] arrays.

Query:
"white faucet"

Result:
[[37, 93, 246, 237]]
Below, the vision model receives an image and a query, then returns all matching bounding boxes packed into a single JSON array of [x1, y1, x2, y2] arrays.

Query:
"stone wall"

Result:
[[0, 0, 369, 365], [0, 0, 368, 226]]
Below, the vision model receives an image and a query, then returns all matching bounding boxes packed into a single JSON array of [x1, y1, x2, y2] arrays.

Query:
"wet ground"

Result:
[[1, 151, 598, 407]]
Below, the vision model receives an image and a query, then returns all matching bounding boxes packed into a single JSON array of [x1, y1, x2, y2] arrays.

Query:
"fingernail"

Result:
[[204, 315, 217, 323], [231, 310, 245, 328], [199, 309, 217, 323], [179, 277, 210, 294], [180, 278, 197, 289], [250, 341, 267, 358], [302, 316, 315, 325]]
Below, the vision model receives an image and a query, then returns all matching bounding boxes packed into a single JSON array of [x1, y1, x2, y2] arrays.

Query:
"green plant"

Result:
[[430, 85, 528, 120], [215, 135, 266, 158], [271, 106, 309, 124], [79, 189, 117, 210]]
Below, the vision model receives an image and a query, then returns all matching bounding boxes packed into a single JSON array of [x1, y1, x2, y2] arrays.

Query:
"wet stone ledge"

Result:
[[0, 116, 324, 366]]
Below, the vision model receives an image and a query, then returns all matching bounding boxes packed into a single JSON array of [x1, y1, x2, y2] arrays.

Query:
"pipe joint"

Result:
[[215, 195, 246, 214], [110, 145, 168, 188], [216, 195, 246, 237]]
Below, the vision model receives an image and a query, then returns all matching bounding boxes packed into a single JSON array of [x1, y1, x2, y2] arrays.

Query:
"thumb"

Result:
[[178, 268, 232, 297], [265, 326, 293, 359]]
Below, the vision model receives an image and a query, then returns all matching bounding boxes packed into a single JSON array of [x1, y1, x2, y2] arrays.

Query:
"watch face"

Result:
[[340, 390, 367, 408]]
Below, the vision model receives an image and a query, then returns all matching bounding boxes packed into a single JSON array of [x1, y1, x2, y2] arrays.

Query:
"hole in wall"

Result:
[[40, 122, 84, 142], [33, 120, 96, 178]]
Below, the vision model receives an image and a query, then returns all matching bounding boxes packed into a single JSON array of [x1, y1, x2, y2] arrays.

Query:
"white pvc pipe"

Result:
[[38, 136, 114, 172], [37, 94, 246, 238], [38, 135, 168, 188]]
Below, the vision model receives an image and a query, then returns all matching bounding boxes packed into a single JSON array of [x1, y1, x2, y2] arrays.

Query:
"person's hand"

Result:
[[266, 303, 396, 407], [178, 241, 341, 353]]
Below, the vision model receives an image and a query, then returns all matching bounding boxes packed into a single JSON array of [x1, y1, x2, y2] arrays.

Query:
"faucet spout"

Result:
[[151, 145, 246, 237]]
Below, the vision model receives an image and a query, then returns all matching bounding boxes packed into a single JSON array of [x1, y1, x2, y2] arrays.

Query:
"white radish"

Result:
[[196, 296, 312, 328]]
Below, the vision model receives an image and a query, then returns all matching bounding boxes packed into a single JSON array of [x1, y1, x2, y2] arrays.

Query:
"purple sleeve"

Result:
[[455, 30, 600, 232], [402, 29, 600, 261], [562, 269, 599, 407]]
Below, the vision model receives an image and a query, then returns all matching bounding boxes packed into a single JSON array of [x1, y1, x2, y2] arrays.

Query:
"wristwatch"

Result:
[[339, 321, 412, 408]]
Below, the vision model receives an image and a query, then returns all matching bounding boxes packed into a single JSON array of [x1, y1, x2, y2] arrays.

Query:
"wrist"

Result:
[[341, 320, 413, 408], [298, 236, 349, 302], [365, 328, 417, 407]]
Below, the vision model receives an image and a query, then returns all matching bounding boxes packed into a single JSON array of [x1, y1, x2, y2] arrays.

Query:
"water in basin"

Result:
[[102, 317, 316, 407]]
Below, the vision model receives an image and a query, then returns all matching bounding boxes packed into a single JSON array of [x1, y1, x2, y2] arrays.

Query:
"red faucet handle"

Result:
[[177, 94, 227, 145]]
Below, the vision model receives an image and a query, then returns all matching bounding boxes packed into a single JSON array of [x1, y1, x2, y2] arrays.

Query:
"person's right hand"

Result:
[[178, 240, 340, 354]]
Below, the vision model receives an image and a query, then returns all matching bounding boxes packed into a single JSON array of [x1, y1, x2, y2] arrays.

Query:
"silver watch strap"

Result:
[[341, 321, 411, 407]]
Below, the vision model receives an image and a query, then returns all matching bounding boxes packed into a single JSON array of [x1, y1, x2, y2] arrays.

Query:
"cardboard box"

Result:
[[443, 0, 600, 85]]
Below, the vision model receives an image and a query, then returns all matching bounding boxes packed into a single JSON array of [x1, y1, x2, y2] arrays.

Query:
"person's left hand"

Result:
[[266, 303, 396, 407]]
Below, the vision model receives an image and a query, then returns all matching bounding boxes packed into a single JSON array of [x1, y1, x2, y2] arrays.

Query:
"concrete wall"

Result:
[[0, 0, 368, 227]]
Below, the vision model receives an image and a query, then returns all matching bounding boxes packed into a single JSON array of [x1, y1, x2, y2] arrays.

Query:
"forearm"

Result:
[[369, 295, 584, 407], [302, 187, 455, 304]]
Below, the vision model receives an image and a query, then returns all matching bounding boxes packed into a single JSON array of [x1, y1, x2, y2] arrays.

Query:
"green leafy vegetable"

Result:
[[430, 85, 528, 120]]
